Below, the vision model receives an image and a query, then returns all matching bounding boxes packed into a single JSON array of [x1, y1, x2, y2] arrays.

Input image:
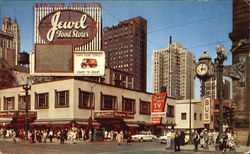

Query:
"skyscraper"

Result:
[[103, 17, 147, 92], [153, 42, 195, 99], [2, 17, 20, 65]]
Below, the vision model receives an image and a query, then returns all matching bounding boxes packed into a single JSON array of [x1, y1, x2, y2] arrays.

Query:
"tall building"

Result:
[[200, 77, 231, 100], [1, 17, 21, 65], [152, 42, 195, 99], [103, 17, 147, 92]]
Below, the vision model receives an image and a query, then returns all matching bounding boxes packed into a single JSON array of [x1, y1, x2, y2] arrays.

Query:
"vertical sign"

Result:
[[151, 93, 167, 124], [203, 97, 211, 124]]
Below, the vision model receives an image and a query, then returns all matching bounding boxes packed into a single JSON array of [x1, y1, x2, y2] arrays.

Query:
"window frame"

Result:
[[101, 94, 117, 110], [79, 90, 94, 109], [4, 97, 15, 110], [55, 90, 69, 108], [167, 105, 175, 117], [122, 97, 135, 113], [140, 100, 151, 115], [181, 113, 187, 120], [35, 92, 49, 109], [18, 95, 31, 110]]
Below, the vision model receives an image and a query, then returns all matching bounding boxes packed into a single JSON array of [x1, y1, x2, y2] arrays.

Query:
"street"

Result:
[[0, 139, 249, 154]]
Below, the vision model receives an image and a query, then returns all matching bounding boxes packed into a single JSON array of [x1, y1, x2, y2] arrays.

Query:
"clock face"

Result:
[[196, 63, 208, 76]]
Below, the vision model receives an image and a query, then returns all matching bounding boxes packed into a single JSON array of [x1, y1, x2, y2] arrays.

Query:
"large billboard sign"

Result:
[[203, 97, 211, 124], [31, 3, 104, 76], [151, 93, 167, 124], [38, 10, 97, 47]]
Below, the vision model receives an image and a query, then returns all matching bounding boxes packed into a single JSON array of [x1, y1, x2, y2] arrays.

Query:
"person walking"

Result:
[[12, 130, 17, 143], [126, 131, 132, 144], [116, 131, 122, 145], [193, 130, 200, 152], [42, 130, 47, 143], [48, 130, 53, 143], [174, 131, 181, 152]]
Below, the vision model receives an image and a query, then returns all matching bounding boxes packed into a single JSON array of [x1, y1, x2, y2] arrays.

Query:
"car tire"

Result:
[[139, 138, 143, 142]]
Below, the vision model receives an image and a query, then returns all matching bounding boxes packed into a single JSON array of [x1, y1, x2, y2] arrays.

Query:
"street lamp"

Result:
[[215, 44, 227, 139], [22, 80, 31, 141], [89, 83, 96, 142]]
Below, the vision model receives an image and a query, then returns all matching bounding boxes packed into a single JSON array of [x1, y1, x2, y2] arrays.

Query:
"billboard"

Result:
[[151, 93, 167, 124], [31, 3, 104, 76]]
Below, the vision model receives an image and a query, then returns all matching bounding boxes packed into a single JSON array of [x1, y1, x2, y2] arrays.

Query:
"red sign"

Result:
[[38, 10, 97, 47], [151, 93, 167, 124]]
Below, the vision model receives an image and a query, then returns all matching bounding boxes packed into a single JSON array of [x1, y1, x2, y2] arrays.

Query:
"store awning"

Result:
[[30, 121, 51, 125], [126, 123, 139, 127], [76, 121, 100, 126], [0, 118, 12, 125], [51, 121, 71, 125]]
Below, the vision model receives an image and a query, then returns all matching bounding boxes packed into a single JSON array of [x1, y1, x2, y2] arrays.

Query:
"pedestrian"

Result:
[[170, 130, 175, 149], [193, 130, 200, 152], [116, 131, 122, 145], [227, 131, 236, 152], [222, 132, 228, 152], [126, 131, 132, 144], [174, 131, 181, 152], [60, 130, 65, 144], [203, 129, 209, 149], [48, 129, 53, 143], [12, 130, 17, 143]]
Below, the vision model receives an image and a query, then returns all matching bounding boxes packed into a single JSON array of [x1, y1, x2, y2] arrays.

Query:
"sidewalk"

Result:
[[165, 144, 250, 153]]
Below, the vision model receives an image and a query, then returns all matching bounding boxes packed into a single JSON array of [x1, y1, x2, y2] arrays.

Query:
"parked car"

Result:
[[131, 132, 157, 142]]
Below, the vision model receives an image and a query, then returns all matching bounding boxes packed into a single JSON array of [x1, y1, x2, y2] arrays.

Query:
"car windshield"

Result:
[[139, 132, 148, 135]]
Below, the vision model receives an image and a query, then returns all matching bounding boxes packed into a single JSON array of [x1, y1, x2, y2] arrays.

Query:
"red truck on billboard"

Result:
[[81, 58, 97, 68]]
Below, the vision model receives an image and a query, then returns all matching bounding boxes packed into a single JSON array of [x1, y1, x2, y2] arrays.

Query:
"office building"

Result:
[[152, 42, 195, 99], [103, 17, 147, 92]]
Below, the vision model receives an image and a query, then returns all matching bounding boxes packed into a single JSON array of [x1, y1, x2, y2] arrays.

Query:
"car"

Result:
[[131, 132, 157, 142], [158, 135, 168, 144]]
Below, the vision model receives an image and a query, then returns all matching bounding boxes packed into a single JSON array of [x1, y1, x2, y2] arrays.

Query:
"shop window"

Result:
[[35, 93, 49, 109], [4, 97, 15, 110], [140, 100, 150, 115], [181, 113, 187, 120], [122, 98, 135, 112], [194, 113, 197, 120], [101, 94, 116, 110], [18, 95, 30, 110], [167, 105, 174, 117], [79, 90, 94, 109], [55, 90, 69, 108]]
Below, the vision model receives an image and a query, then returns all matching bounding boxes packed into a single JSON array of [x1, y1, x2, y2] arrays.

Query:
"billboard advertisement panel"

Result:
[[151, 93, 167, 124]]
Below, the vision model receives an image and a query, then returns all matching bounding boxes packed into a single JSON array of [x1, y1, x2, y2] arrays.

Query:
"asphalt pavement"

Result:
[[0, 138, 249, 154]]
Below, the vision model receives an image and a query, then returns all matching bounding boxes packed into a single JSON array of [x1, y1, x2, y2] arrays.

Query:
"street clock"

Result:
[[196, 63, 209, 76]]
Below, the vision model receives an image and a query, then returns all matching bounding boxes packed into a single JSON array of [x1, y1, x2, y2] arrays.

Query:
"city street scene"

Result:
[[0, 0, 249, 153]]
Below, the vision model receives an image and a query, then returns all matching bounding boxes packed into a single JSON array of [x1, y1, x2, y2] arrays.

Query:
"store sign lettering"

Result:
[[38, 10, 97, 47]]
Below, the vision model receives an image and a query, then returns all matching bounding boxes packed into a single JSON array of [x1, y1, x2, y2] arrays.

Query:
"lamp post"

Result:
[[89, 83, 96, 142], [23, 83, 31, 141], [215, 45, 227, 139]]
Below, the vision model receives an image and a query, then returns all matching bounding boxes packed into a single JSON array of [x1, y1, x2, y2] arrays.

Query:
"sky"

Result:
[[0, 0, 233, 98]]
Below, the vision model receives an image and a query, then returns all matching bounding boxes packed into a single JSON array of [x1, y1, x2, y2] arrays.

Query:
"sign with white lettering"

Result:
[[151, 93, 167, 124], [38, 10, 97, 47], [74, 51, 105, 76], [203, 97, 211, 124], [151, 112, 166, 117]]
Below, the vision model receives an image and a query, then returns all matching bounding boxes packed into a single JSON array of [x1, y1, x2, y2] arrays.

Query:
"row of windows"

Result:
[[181, 112, 203, 121], [1, 90, 152, 115]]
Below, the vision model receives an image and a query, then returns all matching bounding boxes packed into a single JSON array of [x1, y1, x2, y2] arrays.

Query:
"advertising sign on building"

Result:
[[31, 3, 104, 76], [74, 51, 105, 76], [151, 93, 167, 124], [203, 97, 211, 124]]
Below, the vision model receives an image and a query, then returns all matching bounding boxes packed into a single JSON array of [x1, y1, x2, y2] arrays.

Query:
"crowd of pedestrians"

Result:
[[0, 127, 93, 144], [192, 129, 239, 152]]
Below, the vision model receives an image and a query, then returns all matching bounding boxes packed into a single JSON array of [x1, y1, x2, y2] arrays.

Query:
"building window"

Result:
[[167, 105, 174, 117], [35, 93, 49, 109], [79, 90, 94, 109], [18, 95, 30, 110], [181, 113, 187, 120], [101, 94, 116, 110], [200, 113, 202, 121], [55, 90, 69, 108], [122, 98, 135, 112], [4, 97, 15, 110], [140, 101, 150, 115], [194, 113, 197, 120]]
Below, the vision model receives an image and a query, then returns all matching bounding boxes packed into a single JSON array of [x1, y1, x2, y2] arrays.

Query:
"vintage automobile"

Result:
[[81, 58, 97, 68], [131, 132, 157, 142]]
